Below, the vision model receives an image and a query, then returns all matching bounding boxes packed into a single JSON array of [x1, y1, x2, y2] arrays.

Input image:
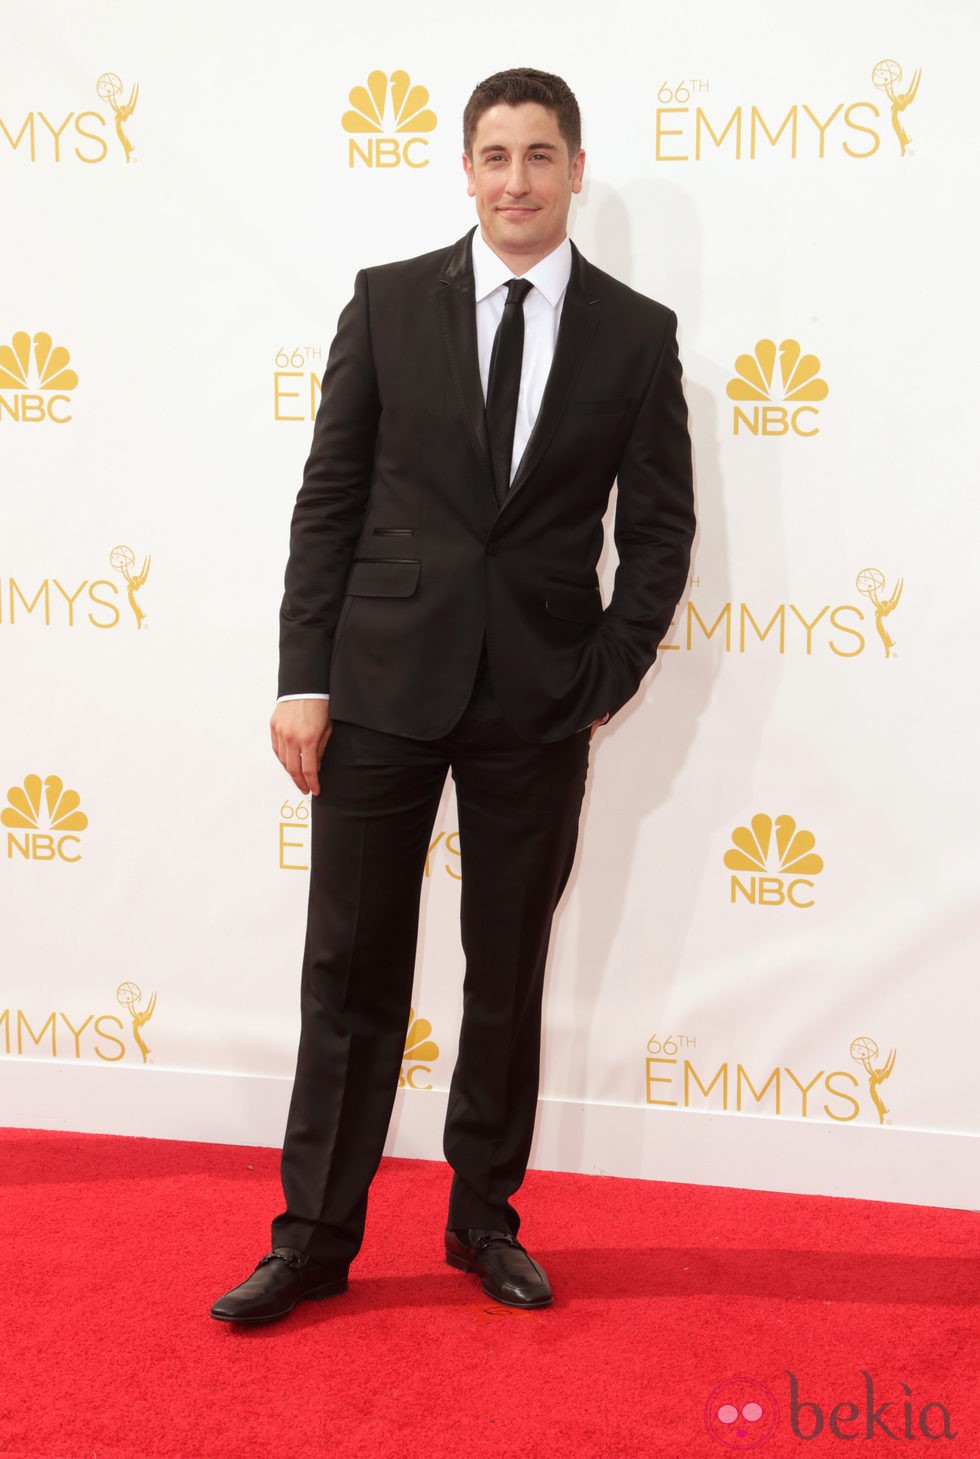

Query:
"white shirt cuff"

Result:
[[277, 693, 329, 702]]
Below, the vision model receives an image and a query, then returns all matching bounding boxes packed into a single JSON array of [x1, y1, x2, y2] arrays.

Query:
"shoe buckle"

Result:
[[475, 1233, 518, 1252], [260, 1249, 305, 1271]]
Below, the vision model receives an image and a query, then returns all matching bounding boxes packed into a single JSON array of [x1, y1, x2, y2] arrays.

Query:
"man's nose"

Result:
[[504, 163, 531, 196]]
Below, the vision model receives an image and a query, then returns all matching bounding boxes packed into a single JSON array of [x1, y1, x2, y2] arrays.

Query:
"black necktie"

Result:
[[486, 277, 533, 501]]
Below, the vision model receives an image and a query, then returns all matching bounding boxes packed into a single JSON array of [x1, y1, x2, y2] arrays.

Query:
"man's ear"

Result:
[[462, 151, 476, 197], [571, 148, 586, 195]]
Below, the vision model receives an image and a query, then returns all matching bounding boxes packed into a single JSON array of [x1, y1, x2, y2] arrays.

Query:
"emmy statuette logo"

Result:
[[96, 72, 138, 162], [109, 545, 150, 629], [3, 774, 88, 862], [727, 339, 828, 437], [0, 331, 78, 424], [117, 981, 156, 1063], [399, 1008, 439, 1089], [850, 1036, 896, 1125], [343, 70, 437, 168], [855, 568, 902, 658], [724, 813, 824, 907], [871, 60, 921, 157]]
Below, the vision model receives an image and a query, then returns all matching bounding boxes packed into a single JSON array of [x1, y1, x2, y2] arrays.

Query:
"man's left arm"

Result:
[[597, 310, 695, 718]]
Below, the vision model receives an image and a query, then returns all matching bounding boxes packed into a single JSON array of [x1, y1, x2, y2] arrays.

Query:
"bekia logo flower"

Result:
[[705, 1377, 779, 1449]]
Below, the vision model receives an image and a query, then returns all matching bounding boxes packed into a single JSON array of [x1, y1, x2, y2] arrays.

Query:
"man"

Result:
[[211, 68, 694, 1325]]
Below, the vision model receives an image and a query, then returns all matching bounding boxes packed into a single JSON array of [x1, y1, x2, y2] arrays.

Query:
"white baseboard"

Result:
[[6, 1060, 976, 1211]]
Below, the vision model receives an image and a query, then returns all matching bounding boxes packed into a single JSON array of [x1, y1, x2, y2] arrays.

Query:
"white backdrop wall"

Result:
[[3, 0, 977, 1209]]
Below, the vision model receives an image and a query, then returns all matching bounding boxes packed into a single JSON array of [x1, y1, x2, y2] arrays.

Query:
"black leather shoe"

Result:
[[445, 1228, 552, 1308], [210, 1247, 348, 1324]]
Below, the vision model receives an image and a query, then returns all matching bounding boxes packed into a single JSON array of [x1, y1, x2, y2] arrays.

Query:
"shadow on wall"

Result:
[[535, 176, 788, 1179]]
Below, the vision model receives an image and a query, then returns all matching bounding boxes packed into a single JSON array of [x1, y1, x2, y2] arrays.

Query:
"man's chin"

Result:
[[489, 222, 546, 252]]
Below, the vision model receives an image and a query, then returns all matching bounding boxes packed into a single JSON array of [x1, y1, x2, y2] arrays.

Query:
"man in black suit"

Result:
[[212, 67, 694, 1324]]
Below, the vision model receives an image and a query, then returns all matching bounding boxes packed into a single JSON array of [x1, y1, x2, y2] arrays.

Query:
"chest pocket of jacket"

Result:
[[545, 579, 603, 623], [346, 559, 421, 597]]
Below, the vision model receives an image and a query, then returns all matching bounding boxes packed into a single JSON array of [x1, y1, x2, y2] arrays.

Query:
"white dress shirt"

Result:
[[471, 228, 571, 485], [279, 230, 572, 704]]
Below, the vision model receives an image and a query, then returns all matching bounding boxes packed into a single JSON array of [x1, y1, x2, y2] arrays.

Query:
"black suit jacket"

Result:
[[278, 229, 695, 742]]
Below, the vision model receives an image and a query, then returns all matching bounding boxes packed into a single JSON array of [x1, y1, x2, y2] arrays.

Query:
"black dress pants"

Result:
[[271, 662, 591, 1267]]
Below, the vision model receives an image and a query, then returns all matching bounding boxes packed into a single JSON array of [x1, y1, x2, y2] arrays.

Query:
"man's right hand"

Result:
[[270, 699, 332, 797]]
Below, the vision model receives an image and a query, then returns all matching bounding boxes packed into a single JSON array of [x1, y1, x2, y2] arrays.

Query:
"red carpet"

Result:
[[1, 1128, 976, 1458]]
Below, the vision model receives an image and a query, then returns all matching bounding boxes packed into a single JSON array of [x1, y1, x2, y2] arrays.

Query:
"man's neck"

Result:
[[476, 228, 568, 276]]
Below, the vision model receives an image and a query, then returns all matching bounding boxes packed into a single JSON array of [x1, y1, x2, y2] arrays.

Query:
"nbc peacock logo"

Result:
[[727, 338, 828, 438], [399, 1007, 439, 1089], [343, 70, 437, 169], [724, 813, 824, 908], [3, 774, 88, 862], [0, 331, 78, 425]]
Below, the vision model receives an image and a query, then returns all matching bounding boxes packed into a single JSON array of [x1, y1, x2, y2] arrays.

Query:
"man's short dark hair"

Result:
[[463, 68, 582, 159]]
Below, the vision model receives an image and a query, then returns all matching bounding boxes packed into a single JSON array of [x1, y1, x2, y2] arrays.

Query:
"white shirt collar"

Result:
[[471, 229, 572, 309]]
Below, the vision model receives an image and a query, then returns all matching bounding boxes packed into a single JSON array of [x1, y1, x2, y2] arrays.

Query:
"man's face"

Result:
[[463, 103, 584, 270]]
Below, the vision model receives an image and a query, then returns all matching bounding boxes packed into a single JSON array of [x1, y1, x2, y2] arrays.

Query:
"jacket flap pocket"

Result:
[[347, 559, 421, 597], [545, 579, 603, 623], [566, 398, 632, 416]]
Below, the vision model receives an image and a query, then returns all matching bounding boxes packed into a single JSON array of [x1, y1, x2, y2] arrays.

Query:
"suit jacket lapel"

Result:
[[436, 232, 495, 499], [504, 242, 599, 506]]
